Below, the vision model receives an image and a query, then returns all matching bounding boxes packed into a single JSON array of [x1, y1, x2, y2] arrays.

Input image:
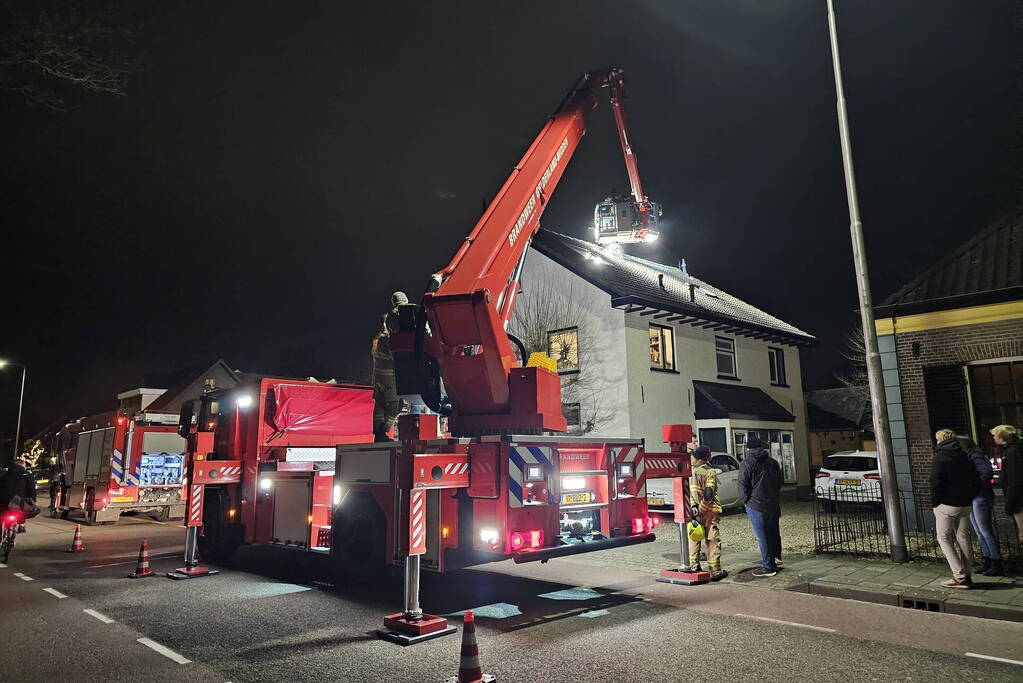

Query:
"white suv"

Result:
[[815, 450, 881, 512]]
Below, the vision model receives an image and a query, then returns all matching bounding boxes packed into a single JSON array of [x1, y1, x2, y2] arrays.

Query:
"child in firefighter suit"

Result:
[[690, 445, 728, 580]]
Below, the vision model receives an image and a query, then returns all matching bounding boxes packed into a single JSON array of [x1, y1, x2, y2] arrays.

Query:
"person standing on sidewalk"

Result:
[[688, 446, 727, 581], [991, 424, 1022, 545], [738, 436, 783, 578], [960, 436, 1003, 576], [931, 429, 982, 589]]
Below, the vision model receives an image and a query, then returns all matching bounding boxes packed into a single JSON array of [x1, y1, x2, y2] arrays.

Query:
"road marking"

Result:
[[734, 613, 836, 633], [83, 608, 115, 624], [13, 572, 34, 582], [966, 652, 1023, 667], [137, 638, 191, 664], [43, 587, 68, 599], [0, 562, 6, 568], [86, 552, 177, 569]]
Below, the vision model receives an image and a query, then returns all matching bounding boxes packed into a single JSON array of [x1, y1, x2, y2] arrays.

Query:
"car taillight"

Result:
[[863, 473, 880, 480], [631, 516, 654, 534], [816, 471, 831, 478]]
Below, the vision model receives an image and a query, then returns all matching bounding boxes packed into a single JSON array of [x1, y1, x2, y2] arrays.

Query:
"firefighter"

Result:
[[371, 311, 401, 442], [689, 445, 727, 580]]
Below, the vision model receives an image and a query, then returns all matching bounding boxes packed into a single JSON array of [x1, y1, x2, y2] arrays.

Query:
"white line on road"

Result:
[[734, 613, 837, 633], [137, 638, 191, 664], [83, 608, 115, 624], [42, 587, 68, 599], [0, 562, 6, 568], [12, 572, 33, 582], [966, 652, 1023, 667]]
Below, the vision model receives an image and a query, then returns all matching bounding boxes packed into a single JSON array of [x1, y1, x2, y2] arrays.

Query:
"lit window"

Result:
[[768, 347, 787, 385], [547, 328, 579, 374], [649, 325, 675, 371], [715, 336, 737, 378]]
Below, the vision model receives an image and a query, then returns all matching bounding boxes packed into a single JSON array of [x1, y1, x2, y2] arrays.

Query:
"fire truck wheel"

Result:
[[84, 510, 98, 526], [333, 501, 385, 583], [49, 506, 59, 519], [155, 506, 170, 522]]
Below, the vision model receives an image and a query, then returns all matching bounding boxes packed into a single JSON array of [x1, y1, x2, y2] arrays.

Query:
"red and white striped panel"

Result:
[[614, 445, 645, 494], [409, 489, 426, 556], [187, 484, 204, 527], [411, 453, 470, 490], [644, 455, 687, 480], [192, 461, 242, 484]]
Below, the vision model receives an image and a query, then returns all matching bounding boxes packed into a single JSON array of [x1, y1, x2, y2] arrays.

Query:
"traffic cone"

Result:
[[128, 540, 153, 578], [66, 523, 86, 552], [444, 610, 495, 683]]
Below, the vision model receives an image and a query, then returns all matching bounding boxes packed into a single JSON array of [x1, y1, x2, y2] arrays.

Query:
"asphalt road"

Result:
[[2, 509, 1022, 682]]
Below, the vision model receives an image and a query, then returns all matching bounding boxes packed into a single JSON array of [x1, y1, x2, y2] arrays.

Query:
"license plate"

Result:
[[111, 496, 135, 503], [836, 479, 860, 486], [648, 497, 666, 506], [562, 492, 591, 504]]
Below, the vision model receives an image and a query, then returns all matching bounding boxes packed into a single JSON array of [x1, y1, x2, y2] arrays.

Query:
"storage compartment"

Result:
[[271, 478, 312, 548], [309, 471, 334, 552]]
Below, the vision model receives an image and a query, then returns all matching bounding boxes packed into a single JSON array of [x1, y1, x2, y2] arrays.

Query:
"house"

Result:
[[805, 387, 875, 471], [873, 209, 1023, 503], [130, 359, 243, 416], [512, 230, 817, 498]]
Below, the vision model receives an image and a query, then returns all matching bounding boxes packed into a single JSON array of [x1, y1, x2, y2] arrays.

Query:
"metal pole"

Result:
[[403, 554, 423, 620], [677, 522, 693, 571], [826, 0, 907, 562], [183, 526, 199, 569], [13, 366, 25, 463]]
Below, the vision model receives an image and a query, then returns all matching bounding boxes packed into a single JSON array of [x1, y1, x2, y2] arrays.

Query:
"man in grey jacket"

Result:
[[738, 437, 783, 577]]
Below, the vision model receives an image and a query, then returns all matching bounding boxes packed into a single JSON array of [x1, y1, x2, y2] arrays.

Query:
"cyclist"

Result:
[[0, 459, 37, 533]]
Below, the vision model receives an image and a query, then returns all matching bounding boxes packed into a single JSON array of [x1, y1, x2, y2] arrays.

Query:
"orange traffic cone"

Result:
[[128, 540, 153, 578], [444, 610, 495, 683], [66, 523, 86, 552]]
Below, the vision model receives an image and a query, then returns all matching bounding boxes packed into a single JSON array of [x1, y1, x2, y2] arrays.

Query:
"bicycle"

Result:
[[0, 509, 25, 564]]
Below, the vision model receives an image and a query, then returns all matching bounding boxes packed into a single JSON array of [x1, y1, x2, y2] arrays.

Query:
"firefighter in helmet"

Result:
[[689, 445, 727, 580], [371, 293, 408, 441]]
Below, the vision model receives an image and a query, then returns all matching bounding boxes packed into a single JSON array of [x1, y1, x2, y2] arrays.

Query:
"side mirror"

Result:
[[177, 402, 194, 438]]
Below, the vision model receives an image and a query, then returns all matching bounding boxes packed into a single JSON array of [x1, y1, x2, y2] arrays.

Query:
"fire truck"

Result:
[[52, 411, 188, 524], [177, 67, 695, 643]]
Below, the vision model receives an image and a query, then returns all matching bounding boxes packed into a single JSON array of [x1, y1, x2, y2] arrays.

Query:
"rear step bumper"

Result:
[[512, 532, 655, 564]]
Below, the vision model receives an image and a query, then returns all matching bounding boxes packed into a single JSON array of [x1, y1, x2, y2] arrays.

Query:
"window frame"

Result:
[[715, 335, 738, 379], [649, 324, 676, 372], [547, 326, 580, 375], [768, 346, 788, 387]]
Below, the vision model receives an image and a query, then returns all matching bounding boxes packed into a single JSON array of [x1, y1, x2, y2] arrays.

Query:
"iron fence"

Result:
[[812, 486, 1021, 571]]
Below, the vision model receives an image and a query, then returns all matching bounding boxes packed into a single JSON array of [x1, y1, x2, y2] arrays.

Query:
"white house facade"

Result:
[[512, 230, 817, 498]]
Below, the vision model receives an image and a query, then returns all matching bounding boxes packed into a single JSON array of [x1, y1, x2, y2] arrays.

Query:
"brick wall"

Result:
[[893, 318, 1023, 497]]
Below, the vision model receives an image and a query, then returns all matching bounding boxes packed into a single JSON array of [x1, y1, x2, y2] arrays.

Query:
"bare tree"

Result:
[[833, 324, 871, 404], [0, 0, 137, 109], [509, 272, 616, 435]]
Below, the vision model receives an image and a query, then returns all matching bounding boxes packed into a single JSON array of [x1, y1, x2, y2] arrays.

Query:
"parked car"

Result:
[[646, 453, 741, 513], [815, 450, 881, 512]]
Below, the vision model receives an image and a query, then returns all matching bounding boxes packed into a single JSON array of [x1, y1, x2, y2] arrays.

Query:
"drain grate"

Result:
[[901, 597, 942, 612], [898, 590, 945, 613]]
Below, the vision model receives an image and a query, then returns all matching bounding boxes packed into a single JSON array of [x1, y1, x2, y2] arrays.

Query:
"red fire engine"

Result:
[[176, 67, 696, 643], [51, 411, 188, 524]]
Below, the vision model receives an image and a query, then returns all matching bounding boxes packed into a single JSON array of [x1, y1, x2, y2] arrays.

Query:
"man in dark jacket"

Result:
[[0, 460, 36, 532], [738, 437, 783, 577], [931, 430, 982, 589], [991, 425, 1022, 545]]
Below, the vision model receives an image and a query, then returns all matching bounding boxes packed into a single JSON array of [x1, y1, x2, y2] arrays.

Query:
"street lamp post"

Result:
[[826, 0, 908, 562], [0, 360, 27, 465]]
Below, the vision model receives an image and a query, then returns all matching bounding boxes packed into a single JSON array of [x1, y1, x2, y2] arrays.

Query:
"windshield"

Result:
[[824, 455, 878, 472], [710, 455, 737, 471]]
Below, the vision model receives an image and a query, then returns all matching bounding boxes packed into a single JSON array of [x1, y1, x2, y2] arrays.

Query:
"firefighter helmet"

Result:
[[687, 520, 705, 543]]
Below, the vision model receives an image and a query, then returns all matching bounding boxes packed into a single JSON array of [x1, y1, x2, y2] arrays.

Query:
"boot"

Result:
[[983, 559, 1004, 577], [976, 556, 991, 573]]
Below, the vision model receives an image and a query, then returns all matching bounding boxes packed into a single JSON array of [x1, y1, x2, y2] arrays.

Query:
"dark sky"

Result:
[[1, 1, 1017, 441]]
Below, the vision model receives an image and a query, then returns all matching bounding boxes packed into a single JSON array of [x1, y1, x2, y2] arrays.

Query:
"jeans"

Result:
[[969, 496, 1001, 560], [746, 505, 781, 570]]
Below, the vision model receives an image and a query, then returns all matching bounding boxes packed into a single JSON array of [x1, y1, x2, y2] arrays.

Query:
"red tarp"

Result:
[[268, 384, 373, 436]]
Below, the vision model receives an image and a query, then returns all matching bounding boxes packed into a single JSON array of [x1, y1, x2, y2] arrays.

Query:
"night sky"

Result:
[[1, 1, 1017, 442]]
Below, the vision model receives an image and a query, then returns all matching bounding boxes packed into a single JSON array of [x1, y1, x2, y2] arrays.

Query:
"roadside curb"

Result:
[[806, 579, 1023, 623]]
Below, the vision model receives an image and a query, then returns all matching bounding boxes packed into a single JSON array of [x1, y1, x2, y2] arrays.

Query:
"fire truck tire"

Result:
[[332, 497, 386, 583], [155, 506, 170, 522], [197, 490, 240, 563]]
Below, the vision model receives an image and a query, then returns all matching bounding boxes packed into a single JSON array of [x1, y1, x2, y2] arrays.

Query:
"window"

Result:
[[547, 327, 579, 374], [649, 325, 675, 371], [715, 336, 737, 378], [968, 361, 1023, 458], [698, 427, 727, 454], [562, 403, 581, 428], [709, 454, 739, 471], [768, 347, 787, 385]]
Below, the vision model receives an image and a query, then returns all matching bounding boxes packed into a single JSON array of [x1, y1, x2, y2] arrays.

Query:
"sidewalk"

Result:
[[718, 550, 1023, 622]]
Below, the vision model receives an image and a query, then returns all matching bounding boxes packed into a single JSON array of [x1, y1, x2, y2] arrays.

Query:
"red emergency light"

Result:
[[509, 529, 544, 551], [631, 516, 653, 534]]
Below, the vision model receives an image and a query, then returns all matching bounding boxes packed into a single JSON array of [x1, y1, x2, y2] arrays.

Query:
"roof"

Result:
[[145, 359, 239, 411], [531, 230, 815, 347], [693, 381, 795, 422], [806, 387, 873, 432], [876, 209, 1023, 317]]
